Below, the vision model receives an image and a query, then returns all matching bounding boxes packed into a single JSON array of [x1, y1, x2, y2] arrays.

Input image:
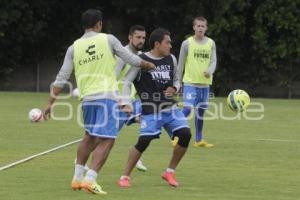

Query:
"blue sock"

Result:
[[195, 108, 205, 142], [182, 106, 192, 117]]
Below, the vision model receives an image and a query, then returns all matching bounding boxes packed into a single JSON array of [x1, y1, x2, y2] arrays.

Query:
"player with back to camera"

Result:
[[72, 25, 148, 172], [43, 9, 155, 195]]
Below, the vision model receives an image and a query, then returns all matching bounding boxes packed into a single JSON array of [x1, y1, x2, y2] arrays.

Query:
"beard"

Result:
[[132, 43, 144, 51]]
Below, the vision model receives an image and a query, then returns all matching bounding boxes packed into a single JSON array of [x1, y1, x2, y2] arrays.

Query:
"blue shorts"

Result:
[[82, 99, 120, 138], [183, 85, 209, 109], [140, 107, 189, 138], [118, 100, 142, 131]]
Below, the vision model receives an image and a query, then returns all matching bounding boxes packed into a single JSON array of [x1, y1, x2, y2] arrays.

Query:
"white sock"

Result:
[[85, 169, 98, 182], [120, 175, 130, 180], [166, 168, 175, 173], [73, 164, 85, 181]]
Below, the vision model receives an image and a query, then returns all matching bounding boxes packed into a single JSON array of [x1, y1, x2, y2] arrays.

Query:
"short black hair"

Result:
[[129, 25, 145, 35], [149, 28, 170, 49], [81, 9, 102, 29]]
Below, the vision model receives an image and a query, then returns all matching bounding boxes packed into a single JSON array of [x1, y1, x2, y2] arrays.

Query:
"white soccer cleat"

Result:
[[136, 159, 147, 172]]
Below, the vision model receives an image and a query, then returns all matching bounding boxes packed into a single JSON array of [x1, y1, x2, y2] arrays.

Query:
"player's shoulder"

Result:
[[138, 52, 147, 58], [182, 37, 190, 44], [66, 44, 74, 56], [180, 38, 190, 49], [170, 53, 177, 60], [170, 53, 177, 64], [106, 34, 121, 43], [206, 36, 215, 44]]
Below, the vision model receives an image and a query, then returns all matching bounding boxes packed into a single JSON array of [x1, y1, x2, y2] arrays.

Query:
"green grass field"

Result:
[[1, 92, 300, 200]]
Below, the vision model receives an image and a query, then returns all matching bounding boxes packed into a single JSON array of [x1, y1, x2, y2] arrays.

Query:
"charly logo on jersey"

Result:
[[86, 45, 96, 55], [150, 64, 171, 84], [78, 44, 104, 66]]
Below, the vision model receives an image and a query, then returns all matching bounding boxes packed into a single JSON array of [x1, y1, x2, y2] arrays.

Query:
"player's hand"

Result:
[[120, 104, 133, 116], [204, 71, 210, 78], [43, 104, 52, 120], [134, 116, 141, 123], [164, 86, 177, 97], [140, 60, 156, 71]]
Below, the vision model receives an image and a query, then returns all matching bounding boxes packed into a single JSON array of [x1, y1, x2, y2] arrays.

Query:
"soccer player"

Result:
[[43, 9, 155, 195], [116, 25, 148, 172], [72, 25, 148, 172], [117, 28, 191, 188], [177, 16, 217, 148]]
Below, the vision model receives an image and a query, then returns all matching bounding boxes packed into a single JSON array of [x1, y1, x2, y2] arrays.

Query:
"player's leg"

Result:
[[193, 87, 214, 148], [163, 128, 191, 187], [72, 100, 101, 190], [182, 85, 197, 117], [163, 109, 191, 187], [118, 135, 157, 187], [74, 158, 90, 171], [79, 99, 120, 194], [72, 133, 98, 190], [168, 128, 191, 167], [118, 114, 159, 187], [194, 106, 205, 142], [120, 100, 147, 171], [171, 85, 195, 146], [81, 138, 115, 195], [89, 138, 115, 172], [74, 106, 127, 175], [130, 100, 148, 171]]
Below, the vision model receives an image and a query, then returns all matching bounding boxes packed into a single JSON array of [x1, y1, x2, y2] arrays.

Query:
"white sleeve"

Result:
[[53, 45, 74, 88], [177, 40, 188, 82], [207, 40, 217, 75], [115, 57, 126, 78], [171, 54, 181, 92], [108, 34, 142, 67], [121, 66, 140, 105]]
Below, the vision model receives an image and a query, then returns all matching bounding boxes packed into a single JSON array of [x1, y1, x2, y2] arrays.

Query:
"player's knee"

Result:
[[134, 135, 157, 153], [174, 128, 191, 148]]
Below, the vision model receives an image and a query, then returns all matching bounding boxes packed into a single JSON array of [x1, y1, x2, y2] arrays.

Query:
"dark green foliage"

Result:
[[0, 0, 299, 97]]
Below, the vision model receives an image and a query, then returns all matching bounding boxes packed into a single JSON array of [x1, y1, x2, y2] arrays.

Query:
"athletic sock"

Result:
[[195, 108, 205, 142], [166, 168, 175, 173], [73, 164, 85, 181], [85, 169, 98, 182]]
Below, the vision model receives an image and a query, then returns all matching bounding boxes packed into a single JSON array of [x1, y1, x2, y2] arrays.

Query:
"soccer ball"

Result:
[[28, 108, 44, 122], [227, 89, 250, 112], [72, 88, 80, 98]]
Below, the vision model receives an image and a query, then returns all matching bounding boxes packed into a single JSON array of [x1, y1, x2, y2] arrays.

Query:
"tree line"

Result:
[[0, 0, 299, 97]]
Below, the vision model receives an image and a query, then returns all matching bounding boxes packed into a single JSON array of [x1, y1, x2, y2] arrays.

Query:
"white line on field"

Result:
[[255, 138, 298, 142], [0, 139, 82, 171]]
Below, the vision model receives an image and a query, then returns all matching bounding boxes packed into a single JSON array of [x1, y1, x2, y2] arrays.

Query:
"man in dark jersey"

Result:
[[117, 28, 191, 188]]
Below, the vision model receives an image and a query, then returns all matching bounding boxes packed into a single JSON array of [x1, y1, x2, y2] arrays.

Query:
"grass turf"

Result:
[[0, 92, 299, 200]]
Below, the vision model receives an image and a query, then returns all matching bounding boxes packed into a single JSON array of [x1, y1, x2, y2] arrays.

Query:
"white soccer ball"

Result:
[[28, 108, 43, 122], [72, 88, 80, 97]]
